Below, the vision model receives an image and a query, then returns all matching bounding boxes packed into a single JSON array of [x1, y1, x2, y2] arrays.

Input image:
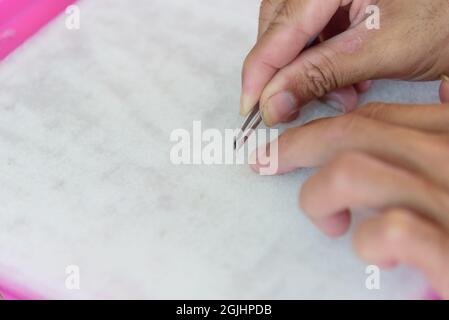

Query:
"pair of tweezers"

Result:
[[233, 103, 262, 151], [234, 37, 319, 151]]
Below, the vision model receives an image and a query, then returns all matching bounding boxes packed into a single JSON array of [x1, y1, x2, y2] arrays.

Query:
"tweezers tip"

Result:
[[234, 104, 262, 151]]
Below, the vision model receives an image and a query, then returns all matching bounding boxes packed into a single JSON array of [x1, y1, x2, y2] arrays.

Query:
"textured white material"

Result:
[[0, 0, 440, 299]]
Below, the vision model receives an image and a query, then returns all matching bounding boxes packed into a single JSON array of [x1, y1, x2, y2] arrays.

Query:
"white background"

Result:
[[0, 0, 439, 299]]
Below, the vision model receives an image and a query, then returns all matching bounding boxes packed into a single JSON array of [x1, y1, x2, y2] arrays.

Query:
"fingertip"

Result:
[[309, 211, 352, 238]]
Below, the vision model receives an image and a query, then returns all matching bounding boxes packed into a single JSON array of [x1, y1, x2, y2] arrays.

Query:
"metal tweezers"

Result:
[[233, 103, 263, 151], [233, 37, 318, 151]]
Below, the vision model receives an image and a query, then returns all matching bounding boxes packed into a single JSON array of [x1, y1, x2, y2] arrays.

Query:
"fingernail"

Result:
[[442, 74, 449, 82], [240, 94, 256, 116], [263, 91, 297, 127]]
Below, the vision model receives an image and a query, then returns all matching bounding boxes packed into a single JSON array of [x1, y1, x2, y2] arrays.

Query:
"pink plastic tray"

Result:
[[0, 0, 78, 60]]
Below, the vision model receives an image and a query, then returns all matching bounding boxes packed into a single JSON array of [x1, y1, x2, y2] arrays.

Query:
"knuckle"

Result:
[[327, 152, 367, 191], [297, 52, 340, 99], [383, 210, 415, 247], [278, 0, 297, 20]]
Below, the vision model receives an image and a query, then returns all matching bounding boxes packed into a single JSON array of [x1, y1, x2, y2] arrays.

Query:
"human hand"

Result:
[[242, 0, 449, 126], [251, 80, 449, 298]]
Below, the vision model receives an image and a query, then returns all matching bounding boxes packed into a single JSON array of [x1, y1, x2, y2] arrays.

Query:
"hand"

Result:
[[241, 0, 449, 126], [251, 81, 449, 298]]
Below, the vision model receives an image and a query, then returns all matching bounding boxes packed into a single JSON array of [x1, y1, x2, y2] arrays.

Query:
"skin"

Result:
[[243, 0, 449, 298], [251, 88, 449, 298], [241, 0, 449, 126]]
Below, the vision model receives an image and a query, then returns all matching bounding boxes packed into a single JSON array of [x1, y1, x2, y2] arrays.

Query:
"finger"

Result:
[[310, 210, 352, 238], [318, 9, 362, 113], [355, 102, 449, 133], [299, 151, 449, 232], [258, 0, 285, 39], [354, 208, 449, 299], [354, 80, 372, 93], [241, 0, 350, 116], [322, 85, 359, 113], [258, 23, 385, 126], [440, 75, 449, 103], [252, 114, 449, 189]]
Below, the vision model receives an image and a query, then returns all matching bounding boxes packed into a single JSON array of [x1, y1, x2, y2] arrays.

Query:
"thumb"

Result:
[[241, 0, 349, 116], [440, 75, 449, 103], [259, 25, 385, 126]]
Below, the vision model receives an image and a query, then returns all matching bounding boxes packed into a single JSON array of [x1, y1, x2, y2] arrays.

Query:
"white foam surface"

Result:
[[0, 0, 439, 299]]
